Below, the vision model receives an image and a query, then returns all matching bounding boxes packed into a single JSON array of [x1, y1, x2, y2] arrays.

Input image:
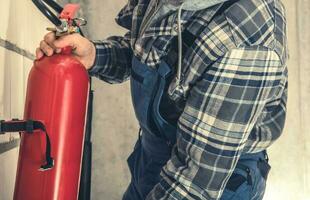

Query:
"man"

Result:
[[36, 0, 288, 199]]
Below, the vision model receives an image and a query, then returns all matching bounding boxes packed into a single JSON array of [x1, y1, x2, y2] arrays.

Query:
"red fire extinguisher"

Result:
[[0, 1, 93, 199]]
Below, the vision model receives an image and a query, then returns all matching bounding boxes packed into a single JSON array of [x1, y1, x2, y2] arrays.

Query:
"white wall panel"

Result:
[[0, 0, 10, 42], [0, 48, 7, 120], [0, 50, 24, 144], [297, 0, 310, 196], [0, 0, 51, 54], [0, 1, 54, 199], [0, 148, 19, 200], [0, 48, 11, 121], [10, 52, 24, 119], [0, 47, 10, 145]]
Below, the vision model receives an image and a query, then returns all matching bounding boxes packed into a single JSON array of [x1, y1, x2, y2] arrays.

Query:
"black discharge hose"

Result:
[[31, 0, 85, 37], [41, 0, 63, 13], [32, 0, 62, 26]]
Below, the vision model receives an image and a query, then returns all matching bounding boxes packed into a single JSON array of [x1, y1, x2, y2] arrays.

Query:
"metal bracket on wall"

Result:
[[0, 37, 35, 60], [0, 139, 20, 155]]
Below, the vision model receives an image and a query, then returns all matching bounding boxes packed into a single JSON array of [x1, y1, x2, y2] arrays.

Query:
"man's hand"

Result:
[[36, 32, 96, 70]]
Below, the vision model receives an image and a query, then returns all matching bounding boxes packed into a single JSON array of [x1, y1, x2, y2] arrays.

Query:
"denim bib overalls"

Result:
[[122, 56, 272, 200]]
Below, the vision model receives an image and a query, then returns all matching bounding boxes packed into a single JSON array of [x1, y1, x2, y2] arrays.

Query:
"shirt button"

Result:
[[173, 23, 183, 34], [173, 24, 179, 32], [135, 44, 143, 52]]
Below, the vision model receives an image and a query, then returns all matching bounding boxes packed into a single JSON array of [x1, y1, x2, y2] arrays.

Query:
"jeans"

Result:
[[123, 132, 271, 200]]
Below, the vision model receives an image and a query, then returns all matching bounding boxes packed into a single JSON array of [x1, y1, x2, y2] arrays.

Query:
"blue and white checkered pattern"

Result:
[[89, 0, 288, 199]]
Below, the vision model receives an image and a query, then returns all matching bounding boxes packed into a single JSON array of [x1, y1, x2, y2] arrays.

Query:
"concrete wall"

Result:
[[264, 1, 310, 199], [0, 0, 309, 200]]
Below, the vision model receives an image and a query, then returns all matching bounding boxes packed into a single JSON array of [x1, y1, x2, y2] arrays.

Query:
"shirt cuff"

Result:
[[87, 40, 110, 76]]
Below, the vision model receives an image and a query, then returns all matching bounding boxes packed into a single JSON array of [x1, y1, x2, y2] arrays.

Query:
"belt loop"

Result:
[[246, 167, 253, 185], [263, 150, 269, 163], [236, 163, 253, 186]]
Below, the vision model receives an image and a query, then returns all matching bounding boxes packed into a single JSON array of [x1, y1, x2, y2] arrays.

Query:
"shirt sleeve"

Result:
[[88, 31, 133, 84], [146, 46, 285, 200]]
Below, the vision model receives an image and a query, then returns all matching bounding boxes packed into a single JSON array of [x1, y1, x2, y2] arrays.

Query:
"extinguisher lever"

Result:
[[32, 0, 86, 37], [0, 119, 54, 171]]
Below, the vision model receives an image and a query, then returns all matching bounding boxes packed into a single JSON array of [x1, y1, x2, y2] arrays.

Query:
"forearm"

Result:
[[88, 32, 133, 84]]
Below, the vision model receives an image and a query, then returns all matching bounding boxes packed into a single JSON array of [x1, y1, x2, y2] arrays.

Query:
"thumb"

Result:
[[53, 34, 78, 50]]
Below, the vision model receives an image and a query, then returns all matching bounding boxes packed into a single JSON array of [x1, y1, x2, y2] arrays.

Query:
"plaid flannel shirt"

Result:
[[89, 0, 288, 199]]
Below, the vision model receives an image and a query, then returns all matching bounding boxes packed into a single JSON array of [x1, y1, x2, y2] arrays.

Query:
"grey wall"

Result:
[[84, 1, 139, 198]]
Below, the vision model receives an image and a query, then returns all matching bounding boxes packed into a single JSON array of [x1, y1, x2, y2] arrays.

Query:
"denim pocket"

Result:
[[249, 160, 270, 200], [221, 174, 252, 200], [221, 183, 252, 200], [225, 173, 248, 192], [221, 164, 254, 200]]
